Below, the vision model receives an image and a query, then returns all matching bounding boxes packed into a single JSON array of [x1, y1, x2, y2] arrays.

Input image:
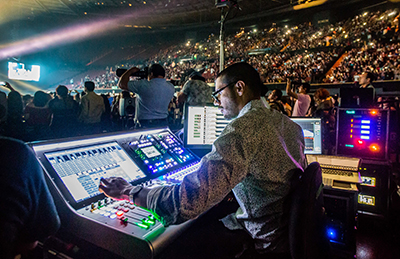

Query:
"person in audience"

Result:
[[118, 64, 174, 128], [48, 85, 80, 139], [312, 88, 336, 154], [267, 89, 286, 115], [78, 81, 105, 135], [24, 90, 52, 141], [359, 71, 375, 89], [286, 79, 311, 117], [22, 94, 33, 108], [177, 71, 213, 106], [281, 96, 292, 117], [0, 137, 60, 259], [358, 71, 376, 99], [99, 62, 306, 258], [0, 89, 7, 133], [3, 83, 25, 140]]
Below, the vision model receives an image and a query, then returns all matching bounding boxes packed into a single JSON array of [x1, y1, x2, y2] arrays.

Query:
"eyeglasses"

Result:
[[211, 81, 236, 103]]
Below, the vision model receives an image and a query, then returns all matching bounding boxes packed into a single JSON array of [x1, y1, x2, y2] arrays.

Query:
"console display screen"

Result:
[[44, 142, 146, 203]]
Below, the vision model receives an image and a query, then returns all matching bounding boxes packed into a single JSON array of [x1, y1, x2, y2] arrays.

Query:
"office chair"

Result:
[[288, 162, 331, 259]]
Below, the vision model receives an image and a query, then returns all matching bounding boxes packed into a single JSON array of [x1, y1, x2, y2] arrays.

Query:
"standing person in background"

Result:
[[358, 71, 376, 100], [281, 96, 292, 117], [286, 79, 311, 117], [118, 64, 174, 129], [48, 85, 80, 139], [312, 88, 336, 154], [24, 91, 52, 141], [267, 89, 286, 114], [3, 82, 25, 140], [177, 71, 213, 107], [78, 81, 105, 135]]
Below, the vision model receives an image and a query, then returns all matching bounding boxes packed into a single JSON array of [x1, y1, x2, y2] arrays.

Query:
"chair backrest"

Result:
[[288, 162, 330, 259]]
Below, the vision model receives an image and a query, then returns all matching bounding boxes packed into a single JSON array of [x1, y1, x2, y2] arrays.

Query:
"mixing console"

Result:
[[31, 128, 201, 259]]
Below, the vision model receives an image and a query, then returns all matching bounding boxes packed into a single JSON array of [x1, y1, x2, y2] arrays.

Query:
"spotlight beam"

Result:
[[0, 8, 154, 61]]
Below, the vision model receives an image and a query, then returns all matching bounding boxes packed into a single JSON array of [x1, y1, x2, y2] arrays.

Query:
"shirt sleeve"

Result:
[[146, 125, 250, 226], [181, 81, 192, 96], [128, 80, 146, 94]]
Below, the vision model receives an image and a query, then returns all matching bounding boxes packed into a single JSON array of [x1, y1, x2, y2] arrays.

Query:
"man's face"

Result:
[[359, 72, 369, 85], [214, 77, 240, 120], [268, 90, 277, 101]]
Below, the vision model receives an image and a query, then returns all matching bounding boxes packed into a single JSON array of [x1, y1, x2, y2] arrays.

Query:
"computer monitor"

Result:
[[340, 88, 374, 108], [183, 105, 231, 150], [290, 118, 322, 154]]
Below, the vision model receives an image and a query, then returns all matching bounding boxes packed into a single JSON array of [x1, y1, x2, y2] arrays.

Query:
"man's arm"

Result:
[[286, 79, 298, 99], [3, 82, 16, 92], [118, 67, 140, 91], [177, 92, 187, 104]]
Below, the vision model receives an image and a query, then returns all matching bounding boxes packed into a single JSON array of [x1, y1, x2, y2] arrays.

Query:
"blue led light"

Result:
[[361, 120, 371, 124], [360, 130, 370, 134], [361, 125, 370, 129], [346, 110, 355, 114], [345, 144, 354, 148], [360, 136, 370, 140], [326, 228, 337, 240]]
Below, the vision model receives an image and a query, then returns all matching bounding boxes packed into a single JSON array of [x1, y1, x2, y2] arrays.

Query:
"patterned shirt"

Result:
[[182, 79, 213, 106], [146, 99, 306, 252]]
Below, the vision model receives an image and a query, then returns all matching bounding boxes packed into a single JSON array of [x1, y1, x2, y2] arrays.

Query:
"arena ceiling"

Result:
[[0, 0, 388, 67]]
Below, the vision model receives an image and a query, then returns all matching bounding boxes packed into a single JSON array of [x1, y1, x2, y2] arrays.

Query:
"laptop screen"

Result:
[[290, 117, 322, 154], [183, 105, 231, 149]]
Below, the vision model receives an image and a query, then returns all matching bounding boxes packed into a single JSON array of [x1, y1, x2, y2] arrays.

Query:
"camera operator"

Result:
[[286, 78, 311, 117], [118, 64, 174, 128]]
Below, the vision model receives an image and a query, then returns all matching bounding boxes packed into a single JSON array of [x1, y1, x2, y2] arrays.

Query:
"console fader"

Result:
[[31, 128, 201, 259]]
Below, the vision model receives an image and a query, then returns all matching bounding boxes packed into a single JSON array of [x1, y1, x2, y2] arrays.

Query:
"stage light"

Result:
[[0, 8, 153, 61]]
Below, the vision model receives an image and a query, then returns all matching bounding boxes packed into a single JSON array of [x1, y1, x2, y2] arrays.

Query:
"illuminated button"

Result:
[[136, 222, 150, 229], [103, 212, 111, 217], [116, 211, 124, 217], [123, 208, 129, 213], [144, 219, 155, 225], [111, 209, 118, 213], [109, 214, 117, 219]]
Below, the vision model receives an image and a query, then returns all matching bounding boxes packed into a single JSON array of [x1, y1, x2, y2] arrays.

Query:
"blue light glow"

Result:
[[360, 136, 370, 140], [361, 120, 371, 124], [361, 125, 370, 129], [346, 110, 355, 114], [326, 228, 337, 240], [360, 130, 370, 134]]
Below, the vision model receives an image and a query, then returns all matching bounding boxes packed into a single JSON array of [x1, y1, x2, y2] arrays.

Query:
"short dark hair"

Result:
[[56, 85, 68, 97], [33, 91, 49, 107], [366, 72, 374, 83], [301, 83, 310, 94], [216, 62, 262, 97], [85, 81, 95, 92], [273, 89, 283, 100], [149, 64, 165, 78]]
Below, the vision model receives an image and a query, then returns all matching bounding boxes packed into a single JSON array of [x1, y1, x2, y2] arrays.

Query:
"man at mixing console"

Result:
[[99, 62, 306, 258]]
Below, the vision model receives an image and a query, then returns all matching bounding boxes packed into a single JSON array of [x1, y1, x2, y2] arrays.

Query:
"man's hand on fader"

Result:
[[99, 177, 133, 201]]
